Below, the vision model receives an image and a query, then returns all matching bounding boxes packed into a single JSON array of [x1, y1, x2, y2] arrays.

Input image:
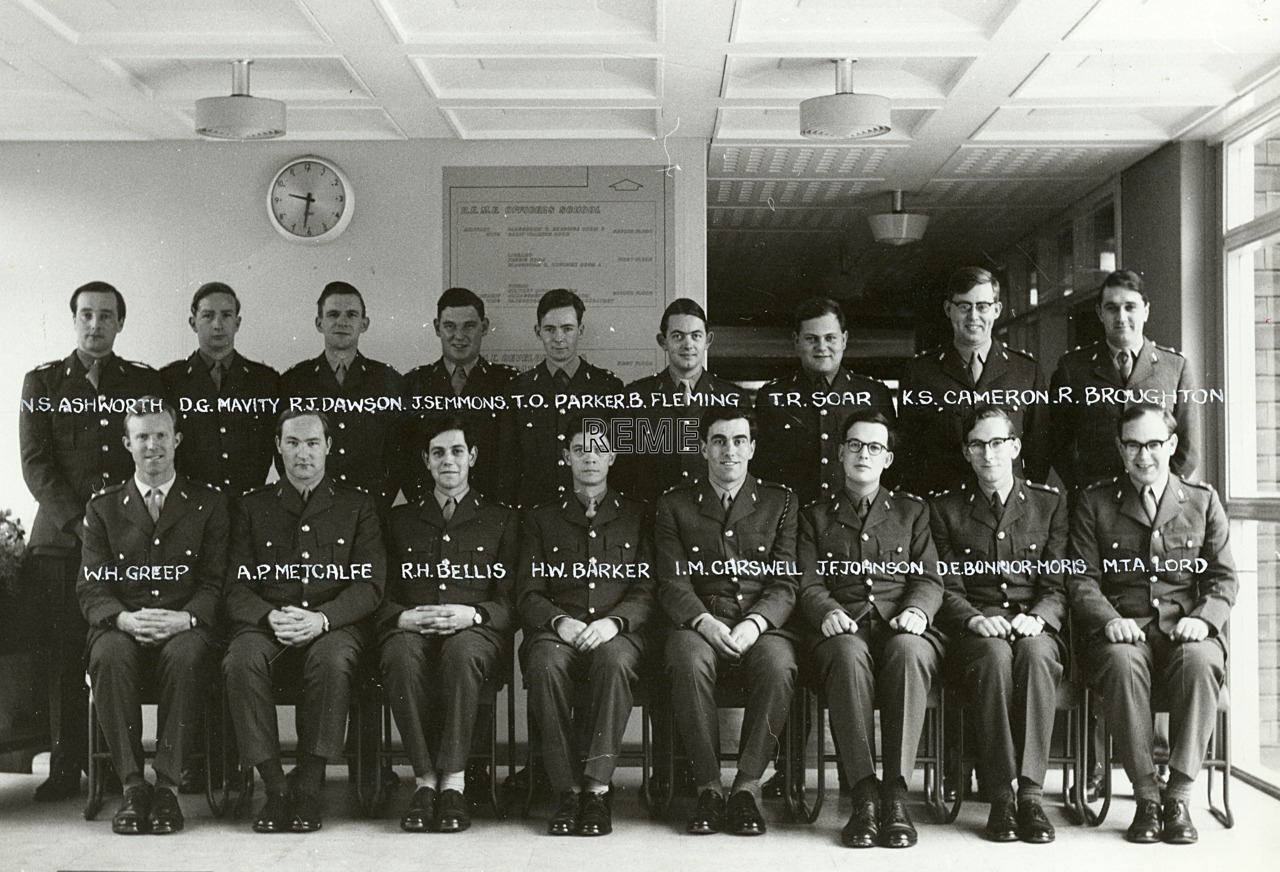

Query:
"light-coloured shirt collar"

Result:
[[978, 478, 1015, 507], [1133, 473, 1169, 508], [574, 484, 607, 508], [1106, 339, 1143, 359], [135, 473, 177, 498], [434, 485, 469, 508], [444, 360, 474, 380], [199, 348, 236, 368], [844, 483, 881, 507], [75, 349, 112, 370], [666, 366, 704, 390], [546, 356, 581, 380], [324, 348, 358, 371], [711, 479, 745, 505], [954, 339, 992, 364]]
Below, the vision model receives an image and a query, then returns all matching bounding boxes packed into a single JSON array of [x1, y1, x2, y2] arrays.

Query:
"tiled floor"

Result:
[[2, 767, 1277, 872]]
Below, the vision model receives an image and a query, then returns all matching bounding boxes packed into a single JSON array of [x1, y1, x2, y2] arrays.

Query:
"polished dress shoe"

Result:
[[290, 789, 324, 833], [548, 790, 579, 836], [148, 787, 184, 834], [1161, 799, 1198, 844], [400, 786, 436, 833], [1126, 799, 1162, 843], [687, 789, 726, 835], [880, 797, 918, 848], [761, 769, 787, 799], [984, 796, 1019, 842], [840, 798, 880, 848], [34, 767, 82, 802], [727, 791, 766, 836], [112, 784, 152, 835], [1016, 799, 1054, 843], [434, 788, 471, 833], [252, 791, 290, 833], [577, 790, 612, 836]]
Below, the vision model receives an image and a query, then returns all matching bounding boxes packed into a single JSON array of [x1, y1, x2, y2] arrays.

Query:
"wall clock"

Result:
[[267, 156, 353, 243]]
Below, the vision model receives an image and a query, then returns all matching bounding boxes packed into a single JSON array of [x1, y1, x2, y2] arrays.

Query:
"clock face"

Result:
[[268, 157, 353, 242]]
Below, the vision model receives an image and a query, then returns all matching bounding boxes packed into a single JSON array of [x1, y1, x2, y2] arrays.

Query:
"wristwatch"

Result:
[[472, 610, 484, 626], [189, 614, 198, 629]]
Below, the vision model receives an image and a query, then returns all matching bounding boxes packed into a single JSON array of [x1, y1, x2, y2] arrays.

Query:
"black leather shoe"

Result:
[[434, 788, 471, 833], [687, 789, 726, 835], [727, 791, 766, 836], [840, 798, 879, 848], [252, 792, 290, 833], [1161, 799, 1197, 844], [465, 761, 490, 808], [112, 785, 152, 835], [762, 769, 787, 799], [400, 787, 436, 833], [34, 767, 82, 802], [880, 797, 918, 848], [1016, 799, 1054, 843], [1086, 769, 1104, 803], [147, 787, 184, 834], [178, 761, 206, 795], [290, 789, 323, 833], [548, 790, 579, 836], [577, 790, 612, 836], [1126, 799, 1162, 843], [984, 796, 1019, 842]]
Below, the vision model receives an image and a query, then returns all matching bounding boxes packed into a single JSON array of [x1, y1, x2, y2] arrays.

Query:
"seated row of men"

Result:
[[78, 395, 1235, 851]]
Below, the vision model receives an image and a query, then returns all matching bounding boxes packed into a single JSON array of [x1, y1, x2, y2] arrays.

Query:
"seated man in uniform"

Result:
[[78, 399, 228, 834], [223, 409, 385, 834], [656, 408, 799, 837], [379, 414, 517, 833], [797, 409, 943, 849], [518, 414, 654, 836], [1068, 403, 1236, 844], [930, 405, 1066, 843]]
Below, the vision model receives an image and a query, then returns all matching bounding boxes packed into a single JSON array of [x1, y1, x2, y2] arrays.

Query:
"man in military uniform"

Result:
[[20, 280, 164, 800], [379, 414, 517, 834], [899, 267, 1049, 496], [223, 410, 386, 834], [161, 282, 279, 497], [656, 408, 798, 837], [518, 414, 654, 836], [400, 287, 517, 504], [616, 298, 749, 505], [1050, 269, 1200, 491], [78, 401, 228, 834], [798, 409, 943, 849], [280, 281, 403, 512], [930, 406, 1066, 844], [1068, 404, 1236, 844], [510, 289, 623, 507], [754, 297, 896, 505]]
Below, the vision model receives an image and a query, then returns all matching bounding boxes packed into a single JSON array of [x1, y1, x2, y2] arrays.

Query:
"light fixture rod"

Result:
[[891, 190, 904, 213], [834, 59, 856, 94], [231, 59, 253, 97]]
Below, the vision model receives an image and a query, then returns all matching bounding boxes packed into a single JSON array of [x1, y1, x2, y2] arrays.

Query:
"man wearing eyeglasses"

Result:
[[929, 406, 1066, 844], [1049, 269, 1199, 491], [1067, 403, 1236, 844], [899, 267, 1049, 497], [797, 409, 944, 849]]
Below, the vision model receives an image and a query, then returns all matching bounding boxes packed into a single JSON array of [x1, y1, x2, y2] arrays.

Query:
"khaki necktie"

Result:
[[1117, 351, 1133, 384], [443, 496, 456, 522], [335, 363, 347, 386], [146, 488, 164, 523], [990, 491, 1004, 522], [968, 352, 983, 384], [585, 496, 598, 521], [86, 358, 102, 390], [1143, 487, 1158, 524], [211, 361, 224, 391], [553, 369, 571, 392], [857, 497, 871, 522]]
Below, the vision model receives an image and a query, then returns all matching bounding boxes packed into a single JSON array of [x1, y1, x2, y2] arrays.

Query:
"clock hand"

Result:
[[288, 193, 311, 201]]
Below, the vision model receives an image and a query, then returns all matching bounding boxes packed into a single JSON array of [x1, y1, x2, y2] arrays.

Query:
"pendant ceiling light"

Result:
[[195, 59, 286, 140], [799, 59, 891, 140], [867, 191, 929, 246]]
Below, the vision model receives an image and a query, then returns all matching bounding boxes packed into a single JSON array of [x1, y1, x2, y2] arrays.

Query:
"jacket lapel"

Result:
[[153, 475, 194, 537]]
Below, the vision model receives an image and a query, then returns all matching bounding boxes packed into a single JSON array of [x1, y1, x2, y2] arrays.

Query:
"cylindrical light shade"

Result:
[[799, 93, 891, 139], [867, 212, 929, 246], [195, 95, 286, 140]]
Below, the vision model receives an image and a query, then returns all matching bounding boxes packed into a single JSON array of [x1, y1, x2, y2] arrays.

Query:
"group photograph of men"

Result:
[[15, 264, 1234, 853]]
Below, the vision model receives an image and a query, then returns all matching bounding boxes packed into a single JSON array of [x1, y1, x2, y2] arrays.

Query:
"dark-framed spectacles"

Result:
[[963, 436, 1017, 454], [844, 438, 888, 457], [948, 301, 996, 315], [1120, 436, 1173, 456]]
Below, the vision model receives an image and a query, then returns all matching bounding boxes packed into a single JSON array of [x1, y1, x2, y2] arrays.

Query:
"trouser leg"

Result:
[[581, 634, 643, 787]]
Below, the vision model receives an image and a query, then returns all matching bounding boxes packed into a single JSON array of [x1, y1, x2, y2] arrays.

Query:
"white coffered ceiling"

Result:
[[3, 0, 1280, 257]]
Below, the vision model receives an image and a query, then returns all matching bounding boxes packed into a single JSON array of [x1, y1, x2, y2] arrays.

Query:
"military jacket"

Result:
[[614, 368, 750, 505], [655, 476, 798, 630], [798, 486, 943, 630], [379, 489, 518, 639], [517, 489, 653, 632], [161, 350, 280, 495], [20, 351, 165, 553], [279, 352, 404, 508], [753, 366, 897, 504], [509, 359, 623, 508], [78, 474, 228, 632], [1067, 474, 1236, 639], [225, 476, 386, 633], [929, 479, 1067, 636], [400, 356, 518, 505], [898, 339, 1049, 495], [1049, 338, 1200, 489]]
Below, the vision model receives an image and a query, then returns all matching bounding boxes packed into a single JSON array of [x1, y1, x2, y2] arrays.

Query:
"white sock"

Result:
[[438, 770, 466, 794]]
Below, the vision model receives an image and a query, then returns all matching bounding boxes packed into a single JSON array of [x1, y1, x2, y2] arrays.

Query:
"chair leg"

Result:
[[1208, 710, 1234, 829], [83, 682, 104, 821], [522, 706, 536, 819], [944, 699, 964, 824], [487, 695, 504, 818], [796, 691, 823, 825]]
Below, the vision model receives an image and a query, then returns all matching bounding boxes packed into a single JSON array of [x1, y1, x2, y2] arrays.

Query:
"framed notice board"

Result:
[[444, 165, 675, 384]]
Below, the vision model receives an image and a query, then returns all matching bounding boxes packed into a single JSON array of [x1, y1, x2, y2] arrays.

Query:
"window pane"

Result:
[[1225, 235, 1280, 498], [1259, 521, 1280, 773], [1254, 138, 1280, 225]]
